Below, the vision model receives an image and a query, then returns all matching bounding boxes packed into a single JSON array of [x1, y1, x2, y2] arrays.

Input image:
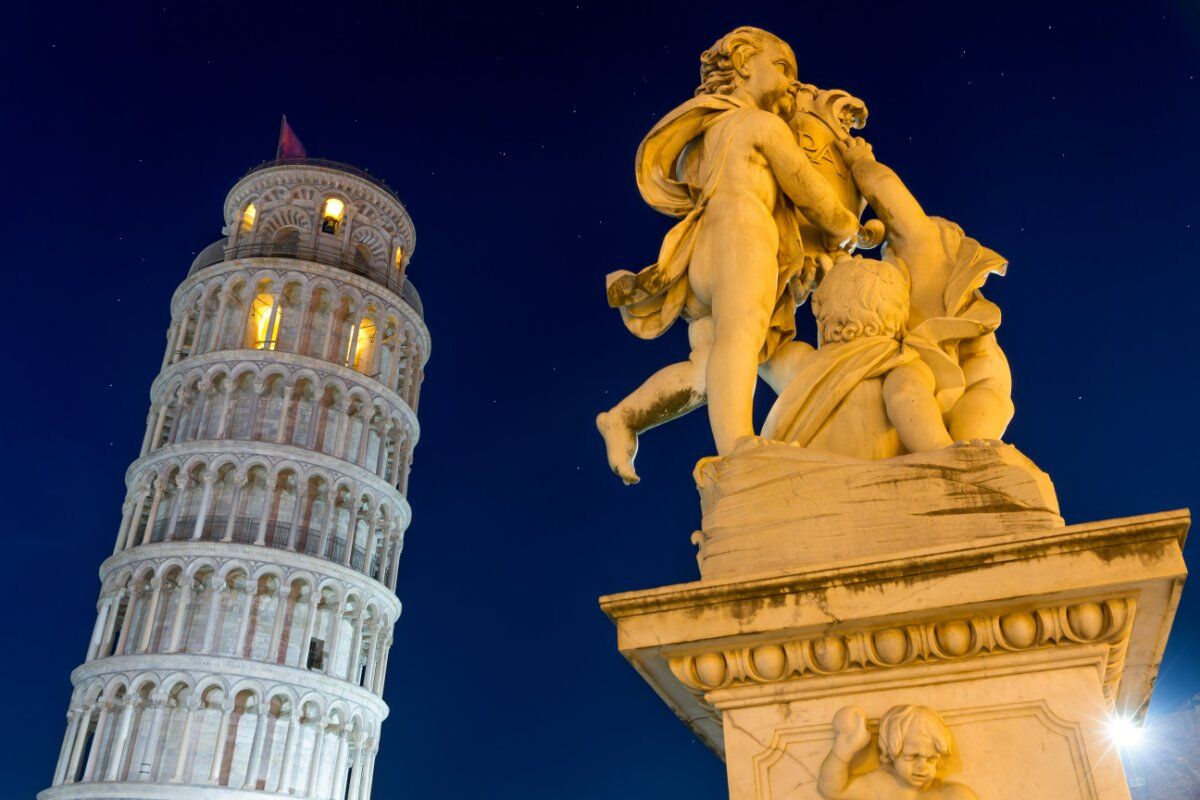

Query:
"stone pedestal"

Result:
[[602, 509, 1188, 799]]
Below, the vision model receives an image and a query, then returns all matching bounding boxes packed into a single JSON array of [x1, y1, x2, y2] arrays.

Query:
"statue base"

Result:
[[601, 510, 1188, 799], [694, 441, 1063, 580]]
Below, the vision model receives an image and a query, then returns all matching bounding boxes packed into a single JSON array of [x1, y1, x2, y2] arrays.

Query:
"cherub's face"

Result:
[[742, 40, 799, 118], [891, 732, 942, 789]]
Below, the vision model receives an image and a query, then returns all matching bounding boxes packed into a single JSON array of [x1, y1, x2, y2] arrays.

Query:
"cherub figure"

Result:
[[819, 705, 979, 800], [836, 137, 1014, 443], [598, 26, 862, 484], [761, 254, 967, 456]]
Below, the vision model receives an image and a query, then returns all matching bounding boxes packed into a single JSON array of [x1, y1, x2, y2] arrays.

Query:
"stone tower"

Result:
[[41, 157, 429, 799]]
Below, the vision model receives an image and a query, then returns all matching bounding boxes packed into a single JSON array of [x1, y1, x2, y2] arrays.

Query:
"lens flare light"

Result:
[[1105, 716, 1145, 750]]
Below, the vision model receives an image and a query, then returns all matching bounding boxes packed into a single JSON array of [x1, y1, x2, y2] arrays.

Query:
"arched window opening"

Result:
[[241, 203, 256, 233], [272, 226, 300, 256], [250, 293, 282, 350], [354, 243, 372, 270], [320, 197, 344, 234], [393, 245, 404, 270], [346, 318, 377, 373]]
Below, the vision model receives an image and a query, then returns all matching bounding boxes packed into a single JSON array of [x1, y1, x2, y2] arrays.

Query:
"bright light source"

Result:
[[322, 197, 345, 220], [1106, 716, 1145, 749], [321, 197, 345, 234]]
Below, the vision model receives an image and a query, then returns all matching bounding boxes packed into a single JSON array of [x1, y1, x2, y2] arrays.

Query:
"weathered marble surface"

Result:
[[602, 510, 1188, 800], [695, 440, 1061, 579]]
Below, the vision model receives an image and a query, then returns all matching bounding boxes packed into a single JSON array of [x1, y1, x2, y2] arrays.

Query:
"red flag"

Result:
[[276, 116, 307, 160]]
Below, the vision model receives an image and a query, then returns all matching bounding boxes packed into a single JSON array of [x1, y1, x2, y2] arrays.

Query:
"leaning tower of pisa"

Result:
[[41, 157, 429, 799]]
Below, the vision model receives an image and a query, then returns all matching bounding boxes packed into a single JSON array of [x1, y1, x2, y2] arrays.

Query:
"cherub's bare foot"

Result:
[[952, 438, 1004, 448], [596, 411, 640, 485]]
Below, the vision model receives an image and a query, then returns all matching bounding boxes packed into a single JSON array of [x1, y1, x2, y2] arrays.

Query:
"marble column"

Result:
[[191, 473, 216, 540], [241, 708, 270, 789], [81, 700, 113, 782], [64, 703, 95, 784], [136, 696, 168, 781], [207, 703, 233, 784], [305, 717, 328, 798], [272, 709, 301, 794], [170, 700, 199, 783], [51, 709, 82, 786], [103, 698, 139, 780]]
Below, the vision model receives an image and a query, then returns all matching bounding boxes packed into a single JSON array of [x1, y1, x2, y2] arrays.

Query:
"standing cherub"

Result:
[[819, 705, 979, 800], [597, 26, 862, 484]]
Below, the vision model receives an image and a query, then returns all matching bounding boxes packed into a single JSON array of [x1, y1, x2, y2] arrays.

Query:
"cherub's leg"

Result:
[[949, 333, 1014, 442], [759, 339, 815, 396], [882, 361, 953, 453], [708, 288, 773, 456], [597, 318, 714, 484]]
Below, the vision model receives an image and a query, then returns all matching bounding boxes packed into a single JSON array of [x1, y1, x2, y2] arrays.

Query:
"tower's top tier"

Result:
[[191, 158, 420, 312]]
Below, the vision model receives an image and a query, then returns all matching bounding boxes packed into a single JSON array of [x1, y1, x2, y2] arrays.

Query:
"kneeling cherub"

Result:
[[819, 705, 979, 800], [762, 255, 975, 457]]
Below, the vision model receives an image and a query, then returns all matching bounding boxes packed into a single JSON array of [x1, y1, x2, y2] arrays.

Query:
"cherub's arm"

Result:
[[757, 112, 861, 242], [836, 138, 940, 252], [818, 707, 877, 800], [818, 752, 877, 800]]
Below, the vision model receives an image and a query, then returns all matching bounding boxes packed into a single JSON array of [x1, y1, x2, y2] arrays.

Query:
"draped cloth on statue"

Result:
[[605, 94, 811, 362], [762, 235, 1006, 445]]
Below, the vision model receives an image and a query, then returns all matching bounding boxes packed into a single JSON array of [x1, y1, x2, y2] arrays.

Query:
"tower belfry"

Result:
[[41, 156, 429, 799]]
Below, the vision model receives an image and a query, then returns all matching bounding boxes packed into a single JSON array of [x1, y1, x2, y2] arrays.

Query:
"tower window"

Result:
[[393, 246, 404, 270], [347, 317, 377, 372], [306, 638, 325, 670], [241, 203, 256, 232], [321, 197, 345, 234], [251, 293, 282, 350]]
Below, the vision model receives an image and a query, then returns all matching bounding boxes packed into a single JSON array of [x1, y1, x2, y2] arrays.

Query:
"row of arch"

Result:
[[227, 174, 411, 276], [115, 454, 405, 590], [87, 559, 394, 696], [51, 672, 380, 798], [144, 359, 415, 493], [166, 266, 427, 408]]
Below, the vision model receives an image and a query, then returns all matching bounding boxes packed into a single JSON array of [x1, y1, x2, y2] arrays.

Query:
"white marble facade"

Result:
[[41, 160, 429, 800]]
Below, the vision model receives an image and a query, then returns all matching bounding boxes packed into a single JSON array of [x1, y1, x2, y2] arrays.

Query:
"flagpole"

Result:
[[276, 115, 286, 161]]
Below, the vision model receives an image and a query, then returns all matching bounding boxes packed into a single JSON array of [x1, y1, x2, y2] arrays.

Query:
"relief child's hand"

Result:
[[831, 706, 872, 761]]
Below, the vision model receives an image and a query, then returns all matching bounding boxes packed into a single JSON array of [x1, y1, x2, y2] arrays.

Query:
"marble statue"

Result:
[[758, 139, 1013, 456], [598, 26, 863, 484], [819, 705, 979, 800], [598, 28, 1188, 800]]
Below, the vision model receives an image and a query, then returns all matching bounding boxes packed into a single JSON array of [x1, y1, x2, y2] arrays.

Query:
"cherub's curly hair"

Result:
[[812, 256, 910, 345], [696, 26, 792, 96], [877, 705, 953, 766]]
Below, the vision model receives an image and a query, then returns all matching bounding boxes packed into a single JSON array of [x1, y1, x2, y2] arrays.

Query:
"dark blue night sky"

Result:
[[4, 1, 1198, 796]]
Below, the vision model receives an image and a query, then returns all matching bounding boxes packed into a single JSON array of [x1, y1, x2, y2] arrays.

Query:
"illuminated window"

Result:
[[347, 317, 377, 372], [393, 246, 404, 270], [321, 197, 345, 234], [241, 203, 257, 232], [251, 293, 282, 350]]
